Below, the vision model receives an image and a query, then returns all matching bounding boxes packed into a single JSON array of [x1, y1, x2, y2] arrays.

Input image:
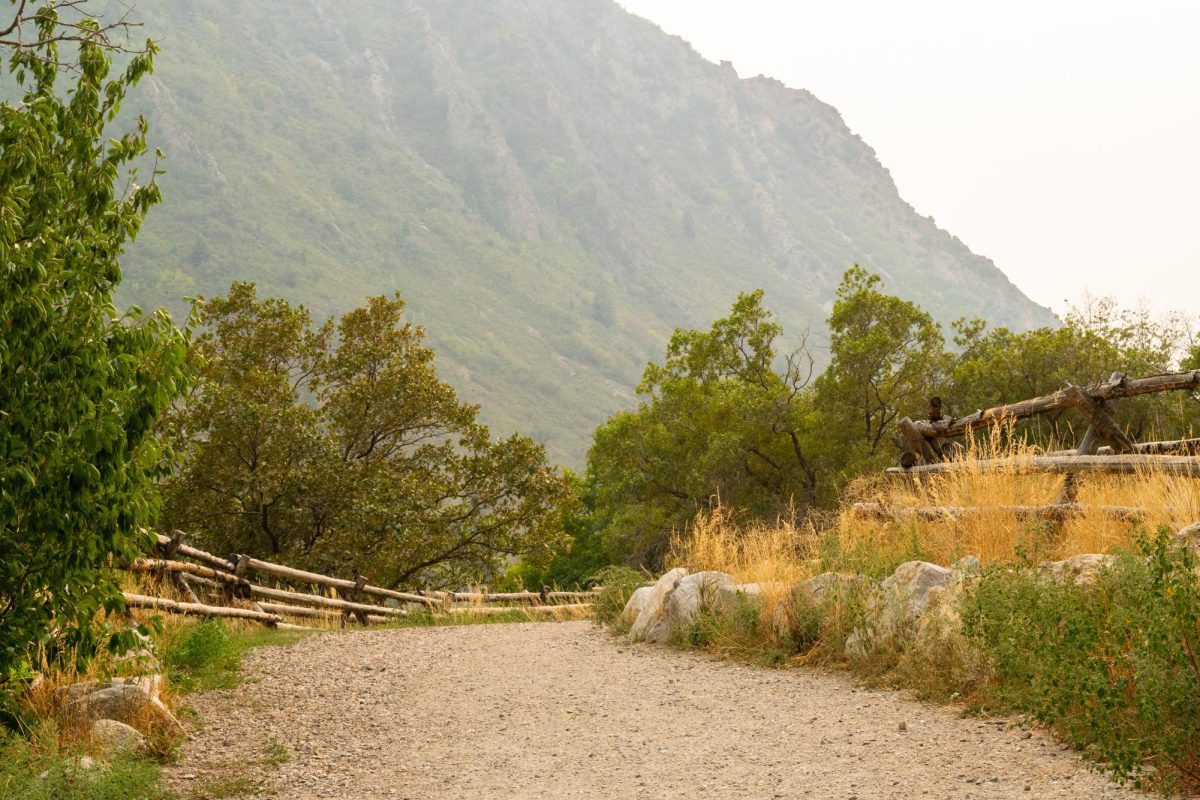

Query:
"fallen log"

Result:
[[887, 454, 1200, 478], [849, 502, 1159, 522], [123, 593, 282, 625], [912, 370, 1200, 439]]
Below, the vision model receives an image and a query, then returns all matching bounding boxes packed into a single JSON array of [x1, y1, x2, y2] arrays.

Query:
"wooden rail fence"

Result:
[[121, 532, 599, 629], [876, 369, 1200, 521]]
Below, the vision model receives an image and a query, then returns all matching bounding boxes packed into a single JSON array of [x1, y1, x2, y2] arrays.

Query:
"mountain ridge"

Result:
[[114, 0, 1057, 464]]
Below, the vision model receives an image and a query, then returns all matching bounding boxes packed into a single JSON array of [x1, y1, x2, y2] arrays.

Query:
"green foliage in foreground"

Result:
[[0, 8, 189, 685], [0, 723, 167, 800], [964, 531, 1200, 794]]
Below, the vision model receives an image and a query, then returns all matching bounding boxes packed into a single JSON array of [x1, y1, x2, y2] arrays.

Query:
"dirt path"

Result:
[[166, 621, 1141, 799]]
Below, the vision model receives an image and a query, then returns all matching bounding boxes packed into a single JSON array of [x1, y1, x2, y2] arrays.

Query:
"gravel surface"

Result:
[[165, 621, 1141, 799]]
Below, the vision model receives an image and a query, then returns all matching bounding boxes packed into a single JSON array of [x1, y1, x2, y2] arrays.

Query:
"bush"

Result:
[[963, 527, 1200, 794], [587, 566, 647, 630]]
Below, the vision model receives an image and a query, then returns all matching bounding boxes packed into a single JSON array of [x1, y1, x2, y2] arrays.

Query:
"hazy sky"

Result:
[[619, 0, 1199, 321]]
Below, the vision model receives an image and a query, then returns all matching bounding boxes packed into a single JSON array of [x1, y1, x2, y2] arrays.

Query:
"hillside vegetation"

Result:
[[115, 0, 1056, 463]]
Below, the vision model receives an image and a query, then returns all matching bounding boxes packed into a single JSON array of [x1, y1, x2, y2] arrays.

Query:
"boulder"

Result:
[[628, 568, 687, 642], [845, 561, 951, 657], [621, 586, 655, 623], [1173, 521, 1200, 554], [67, 679, 184, 736], [1040, 553, 1113, 586], [642, 571, 739, 644], [90, 719, 146, 754]]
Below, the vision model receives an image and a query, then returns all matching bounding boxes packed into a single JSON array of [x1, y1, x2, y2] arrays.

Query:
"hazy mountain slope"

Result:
[[117, 0, 1056, 464]]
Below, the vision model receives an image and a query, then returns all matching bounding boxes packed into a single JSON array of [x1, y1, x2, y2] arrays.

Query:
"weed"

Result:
[[587, 565, 648, 630], [0, 721, 168, 800]]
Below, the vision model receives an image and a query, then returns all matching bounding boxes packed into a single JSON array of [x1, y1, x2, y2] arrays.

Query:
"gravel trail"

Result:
[[166, 621, 1140, 799]]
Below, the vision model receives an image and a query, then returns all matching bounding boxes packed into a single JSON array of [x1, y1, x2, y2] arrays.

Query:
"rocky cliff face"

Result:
[[117, 0, 1057, 464]]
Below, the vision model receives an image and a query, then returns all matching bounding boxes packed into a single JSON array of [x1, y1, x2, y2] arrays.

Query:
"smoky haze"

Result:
[[620, 0, 1200, 320]]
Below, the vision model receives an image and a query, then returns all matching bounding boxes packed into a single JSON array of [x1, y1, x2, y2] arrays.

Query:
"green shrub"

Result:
[[588, 565, 648, 630], [963, 527, 1200, 794], [0, 722, 167, 800]]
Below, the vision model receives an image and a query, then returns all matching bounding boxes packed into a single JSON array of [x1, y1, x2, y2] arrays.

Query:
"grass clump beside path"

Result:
[[0, 722, 169, 800]]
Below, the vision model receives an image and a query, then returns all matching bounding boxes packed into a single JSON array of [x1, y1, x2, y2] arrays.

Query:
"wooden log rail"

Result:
[[886, 454, 1200, 478], [909, 370, 1200, 441], [850, 501, 1164, 522], [445, 603, 593, 617], [123, 592, 283, 625]]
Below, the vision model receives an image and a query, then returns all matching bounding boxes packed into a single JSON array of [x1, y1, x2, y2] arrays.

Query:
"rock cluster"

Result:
[[625, 522, 1200, 655]]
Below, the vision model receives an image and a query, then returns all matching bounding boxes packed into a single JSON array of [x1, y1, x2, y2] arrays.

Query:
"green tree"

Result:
[[163, 283, 574, 589], [0, 5, 188, 683], [588, 291, 817, 567], [811, 266, 946, 473], [950, 299, 1196, 446]]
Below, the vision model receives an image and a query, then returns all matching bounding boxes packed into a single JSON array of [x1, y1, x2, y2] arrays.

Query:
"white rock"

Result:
[[1173, 521, 1200, 553], [621, 586, 655, 623], [1040, 553, 1113, 586], [643, 571, 739, 645], [90, 719, 146, 753], [846, 561, 951, 657], [628, 568, 687, 642], [67, 680, 184, 736]]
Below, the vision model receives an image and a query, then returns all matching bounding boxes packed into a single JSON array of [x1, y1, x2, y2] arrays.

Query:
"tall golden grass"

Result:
[[671, 426, 1199, 582], [836, 426, 1199, 568]]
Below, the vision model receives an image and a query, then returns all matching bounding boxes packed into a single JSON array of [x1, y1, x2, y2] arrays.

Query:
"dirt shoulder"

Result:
[[165, 621, 1140, 799]]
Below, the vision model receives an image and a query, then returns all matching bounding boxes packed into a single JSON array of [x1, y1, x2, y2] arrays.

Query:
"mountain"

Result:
[[114, 0, 1057, 464]]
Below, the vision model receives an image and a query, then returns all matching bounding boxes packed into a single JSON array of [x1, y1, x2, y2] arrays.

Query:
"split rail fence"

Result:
[[120, 531, 598, 629], [853, 369, 1200, 522]]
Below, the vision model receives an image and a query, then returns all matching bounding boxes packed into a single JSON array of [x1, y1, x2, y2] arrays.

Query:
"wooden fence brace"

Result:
[[129, 558, 249, 590], [157, 530, 186, 560], [898, 416, 940, 465], [255, 601, 391, 625], [234, 556, 436, 608], [1066, 381, 1134, 454], [344, 575, 369, 626], [247, 584, 412, 618], [174, 574, 201, 604], [444, 603, 592, 617], [151, 533, 234, 572]]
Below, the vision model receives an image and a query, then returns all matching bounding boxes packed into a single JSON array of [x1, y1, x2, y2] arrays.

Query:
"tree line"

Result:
[[518, 268, 1200, 586]]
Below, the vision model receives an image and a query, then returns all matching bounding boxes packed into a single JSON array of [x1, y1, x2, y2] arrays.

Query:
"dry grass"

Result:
[[662, 432, 1198, 650], [835, 427, 1199, 568]]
